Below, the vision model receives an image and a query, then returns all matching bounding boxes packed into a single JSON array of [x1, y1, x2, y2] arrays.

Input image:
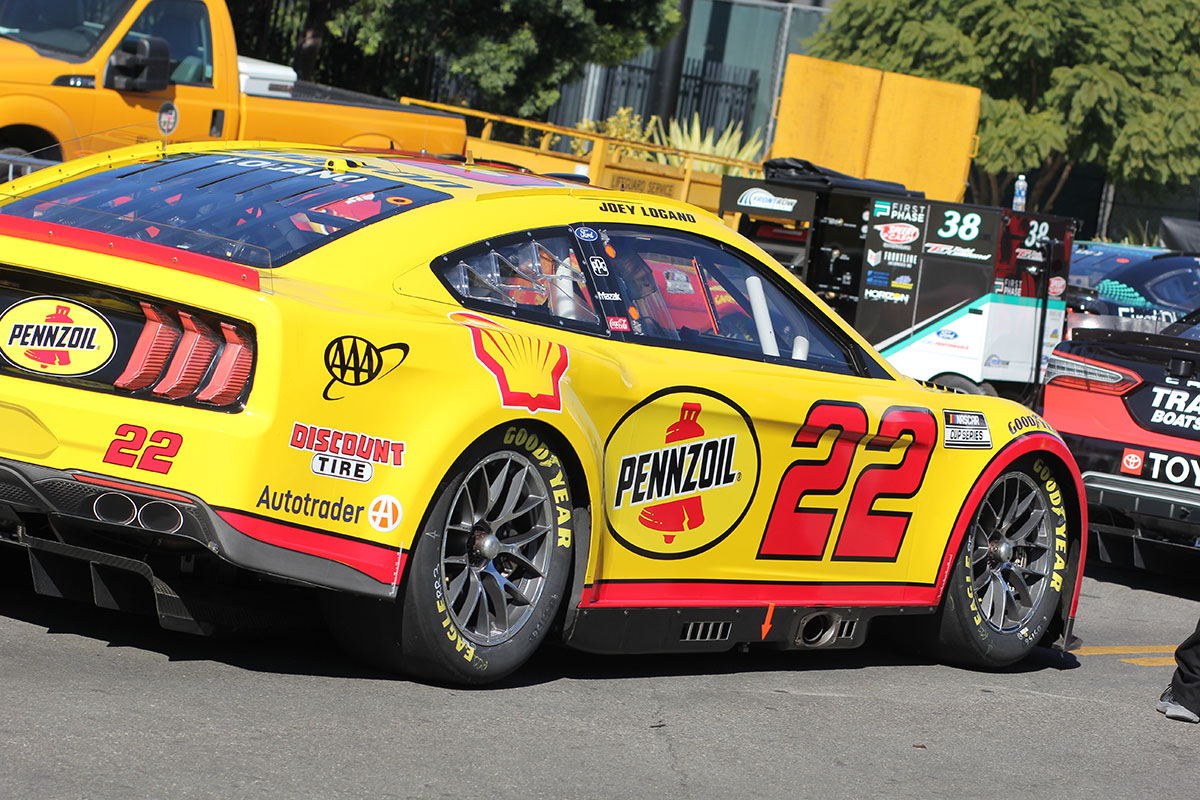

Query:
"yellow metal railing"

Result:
[[400, 97, 761, 206]]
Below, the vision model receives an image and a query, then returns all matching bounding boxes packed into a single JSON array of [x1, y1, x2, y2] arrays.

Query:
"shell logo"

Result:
[[605, 388, 760, 559], [0, 296, 116, 377], [875, 223, 921, 245], [452, 312, 568, 413]]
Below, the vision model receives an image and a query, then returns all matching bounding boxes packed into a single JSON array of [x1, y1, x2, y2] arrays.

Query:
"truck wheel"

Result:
[[933, 373, 998, 396], [933, 464, 1066, 667], [331, 429, 574, 685]]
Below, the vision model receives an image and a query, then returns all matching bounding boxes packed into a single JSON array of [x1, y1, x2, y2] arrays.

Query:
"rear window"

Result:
[[0, 151, 452, 268]]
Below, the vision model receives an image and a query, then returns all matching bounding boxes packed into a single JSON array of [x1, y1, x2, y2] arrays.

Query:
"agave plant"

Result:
[[650, 114, 763, 176]]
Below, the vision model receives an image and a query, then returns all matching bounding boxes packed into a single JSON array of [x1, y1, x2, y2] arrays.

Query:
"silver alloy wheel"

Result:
[[968, 471, 1054, 632], [439, 451, 556, 646]]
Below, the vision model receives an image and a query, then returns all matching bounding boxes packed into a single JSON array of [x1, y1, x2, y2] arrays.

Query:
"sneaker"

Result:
[[1157, 685, 1200, 723]]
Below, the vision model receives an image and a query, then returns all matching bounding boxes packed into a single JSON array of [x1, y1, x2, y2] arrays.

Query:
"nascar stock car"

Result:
[[1042, 309, 1200, 571], [0, 141, 1085, 684]]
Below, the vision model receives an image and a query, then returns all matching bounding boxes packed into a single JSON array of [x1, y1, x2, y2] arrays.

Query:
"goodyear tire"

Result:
[[333, 427, 575, 685], [933, 458, 1070, 667], [933, 373, 998, 396]]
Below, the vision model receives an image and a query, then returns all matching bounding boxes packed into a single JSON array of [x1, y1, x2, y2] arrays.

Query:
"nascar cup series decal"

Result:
[[0, 296, 116, 376], [605, 388, 760, 559], [942, 409, 992, 449]]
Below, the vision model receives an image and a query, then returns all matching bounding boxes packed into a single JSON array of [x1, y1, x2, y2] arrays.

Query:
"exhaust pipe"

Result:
[[797, 612, 841, 648], [93, 493, 137, 525], [137, 501, 184, 534]]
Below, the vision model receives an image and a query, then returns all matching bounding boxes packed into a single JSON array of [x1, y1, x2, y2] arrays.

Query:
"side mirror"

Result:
[[106, 35, 171, 92]]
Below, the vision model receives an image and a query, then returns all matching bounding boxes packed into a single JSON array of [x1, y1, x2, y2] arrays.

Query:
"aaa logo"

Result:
[[323, 335, 408, 400]]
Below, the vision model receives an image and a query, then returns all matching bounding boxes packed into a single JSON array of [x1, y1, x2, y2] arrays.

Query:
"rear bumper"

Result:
[[1083, 470, 1200, 525], [0, 456, 404, 623]]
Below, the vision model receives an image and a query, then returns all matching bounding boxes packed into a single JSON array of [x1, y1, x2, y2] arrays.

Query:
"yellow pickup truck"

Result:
[[0, 0, 466, 163]]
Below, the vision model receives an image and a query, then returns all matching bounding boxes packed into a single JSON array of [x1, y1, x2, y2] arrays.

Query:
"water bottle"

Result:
[[1013, 173, 1027, 212]]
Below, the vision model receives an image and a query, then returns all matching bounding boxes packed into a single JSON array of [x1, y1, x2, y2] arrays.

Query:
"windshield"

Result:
[[1069, 241, 1170, 289], [0, 0, 133, 57]]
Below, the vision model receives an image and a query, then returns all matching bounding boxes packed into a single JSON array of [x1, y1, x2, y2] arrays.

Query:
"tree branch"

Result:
[[1042, 160, 1074, 213], [1029, 151, 1064, 211]]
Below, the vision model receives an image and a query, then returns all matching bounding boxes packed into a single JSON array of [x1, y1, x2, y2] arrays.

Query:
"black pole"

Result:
[[648, 0, 693, 124]]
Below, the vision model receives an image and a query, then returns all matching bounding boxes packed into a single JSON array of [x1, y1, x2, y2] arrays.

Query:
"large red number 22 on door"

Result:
[[759, 402, 936, 562]]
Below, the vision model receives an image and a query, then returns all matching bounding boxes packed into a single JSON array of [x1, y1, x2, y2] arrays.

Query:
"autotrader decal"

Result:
[[605, 387, 760, 559], [256, 485, 364, 524], [451, 311, 568, 413], [0, 296, 116, 376], [367, 495, 403, 533], [323, 335, 409, 401]]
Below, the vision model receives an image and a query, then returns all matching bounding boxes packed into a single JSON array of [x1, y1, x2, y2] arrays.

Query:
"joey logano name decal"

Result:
[[0, 297, 116, 376], [605, 388, 760, 559], [289, 422, 406, 483]]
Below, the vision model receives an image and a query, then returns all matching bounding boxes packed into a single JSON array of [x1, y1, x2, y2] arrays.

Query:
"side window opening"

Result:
[[600, 226, 873, 376], [439, 231, 600, 328], [128, 0, 213, 86]]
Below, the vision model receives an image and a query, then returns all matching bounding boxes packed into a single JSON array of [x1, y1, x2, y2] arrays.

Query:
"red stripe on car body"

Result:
[[216, 509, 403, 585], [0, 215, 260, 290]]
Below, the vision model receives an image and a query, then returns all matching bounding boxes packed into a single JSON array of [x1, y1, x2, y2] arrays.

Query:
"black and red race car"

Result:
[[1043, 310, 1200, 570]]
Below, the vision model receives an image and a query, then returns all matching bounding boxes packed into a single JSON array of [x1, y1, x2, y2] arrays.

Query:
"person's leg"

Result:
[[1158, 618, 1200, 723]]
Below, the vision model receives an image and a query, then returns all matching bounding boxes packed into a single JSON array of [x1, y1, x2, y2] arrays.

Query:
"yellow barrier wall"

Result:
[[771, 56, 881, 178], [770, 55, 980, 202]]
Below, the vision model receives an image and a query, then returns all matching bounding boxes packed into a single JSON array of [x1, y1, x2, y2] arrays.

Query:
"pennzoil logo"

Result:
[[451, 311, 568, 413], [0, 296, 116, 376], [605, 388, 759, 559]]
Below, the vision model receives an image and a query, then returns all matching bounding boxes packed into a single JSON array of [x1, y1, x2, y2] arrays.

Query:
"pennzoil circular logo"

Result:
[[605, 387, 760, 559], [0, 296, 116, 376]]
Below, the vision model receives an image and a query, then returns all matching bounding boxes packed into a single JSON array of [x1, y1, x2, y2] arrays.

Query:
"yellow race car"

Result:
[[0, 141, 1085, 684]]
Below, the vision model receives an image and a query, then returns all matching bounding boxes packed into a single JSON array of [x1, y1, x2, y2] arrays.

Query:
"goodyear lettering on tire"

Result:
[[1033, 457, 1069, 593], [504, 425, 572, 548]]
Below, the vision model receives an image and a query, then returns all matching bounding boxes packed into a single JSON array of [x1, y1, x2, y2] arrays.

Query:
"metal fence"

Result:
[[0, 153, 58, 183], [547, 51, 759, 136]]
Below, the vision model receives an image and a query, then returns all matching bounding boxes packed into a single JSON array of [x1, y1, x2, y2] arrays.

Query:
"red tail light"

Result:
[[1044, 350, 1142, 395], [196, 323, 253, 405], [111, 304, 255, 408], [152, 312, 220, 399], [114, 303, 181, 390]]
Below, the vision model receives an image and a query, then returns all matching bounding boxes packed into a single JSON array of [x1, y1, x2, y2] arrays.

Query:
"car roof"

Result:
[[0, 141, 655, 270], [1069, 240, 1173, 288]]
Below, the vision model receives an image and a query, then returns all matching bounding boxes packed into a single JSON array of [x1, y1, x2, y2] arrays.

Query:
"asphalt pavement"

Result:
[[1, 559, 1198, 799]]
